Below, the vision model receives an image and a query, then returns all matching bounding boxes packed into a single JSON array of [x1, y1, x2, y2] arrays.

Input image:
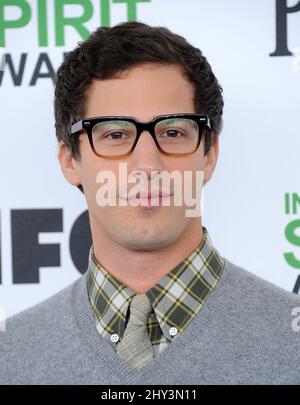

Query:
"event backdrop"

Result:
[[0, 0, 300, 319]]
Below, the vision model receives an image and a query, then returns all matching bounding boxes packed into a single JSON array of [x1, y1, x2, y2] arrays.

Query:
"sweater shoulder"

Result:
[[0, 274, 86, 383], [223, 257, 300, 306], [219, 257, 300, 352], [4, 275, 80, 330]]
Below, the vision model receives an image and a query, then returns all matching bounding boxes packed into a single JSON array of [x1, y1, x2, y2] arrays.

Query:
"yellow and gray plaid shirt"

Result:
[[86, 226, 225, 356]]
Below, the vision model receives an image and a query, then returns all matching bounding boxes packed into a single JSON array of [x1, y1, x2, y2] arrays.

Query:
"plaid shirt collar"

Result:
[[86, 226, 225, 347]]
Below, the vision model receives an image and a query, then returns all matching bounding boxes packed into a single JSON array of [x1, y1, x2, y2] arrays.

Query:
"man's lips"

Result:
[[117, 189, 172, 200], [126, 191, 172, 200]]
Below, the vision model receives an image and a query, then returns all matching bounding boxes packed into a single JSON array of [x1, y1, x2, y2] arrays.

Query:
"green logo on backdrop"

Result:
[[0, 0, 151, 47], [284, 193, 300, 294]]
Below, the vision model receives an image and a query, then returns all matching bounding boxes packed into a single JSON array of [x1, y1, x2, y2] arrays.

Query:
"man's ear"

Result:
[[204, 135, 219, 184], [57, 142, 82, 186]]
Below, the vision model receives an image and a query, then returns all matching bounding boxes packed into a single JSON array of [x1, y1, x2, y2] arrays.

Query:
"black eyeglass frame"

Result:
[[70, 113, 212, 159]]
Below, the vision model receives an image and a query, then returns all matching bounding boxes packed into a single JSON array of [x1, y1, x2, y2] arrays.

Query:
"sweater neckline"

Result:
[[71, 256, 234, 384]]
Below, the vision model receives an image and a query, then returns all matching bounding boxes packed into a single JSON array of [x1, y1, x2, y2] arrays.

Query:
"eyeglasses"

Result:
[[70, 113, 212, 159]]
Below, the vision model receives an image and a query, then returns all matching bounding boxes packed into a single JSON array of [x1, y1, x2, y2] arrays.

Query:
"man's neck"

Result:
[[90, 218, 204, 293]]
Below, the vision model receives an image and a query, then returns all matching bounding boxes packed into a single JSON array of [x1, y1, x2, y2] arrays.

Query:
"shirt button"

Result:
[[111, 333, 119, 343], [169, 327, 178, 337]]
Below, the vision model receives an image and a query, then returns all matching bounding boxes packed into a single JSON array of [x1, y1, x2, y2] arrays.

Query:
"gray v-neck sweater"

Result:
[[0, 257, 299, 385]]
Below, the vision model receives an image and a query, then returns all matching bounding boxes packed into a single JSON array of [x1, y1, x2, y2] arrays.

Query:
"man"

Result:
[[0, 21, 299, 385]]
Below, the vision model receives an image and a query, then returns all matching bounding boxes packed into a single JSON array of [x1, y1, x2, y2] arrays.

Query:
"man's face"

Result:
[[60, 63, 218, 251]]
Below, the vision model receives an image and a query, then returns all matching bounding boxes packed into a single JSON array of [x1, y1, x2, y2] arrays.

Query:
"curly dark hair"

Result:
[[54, 21, 224, 193]]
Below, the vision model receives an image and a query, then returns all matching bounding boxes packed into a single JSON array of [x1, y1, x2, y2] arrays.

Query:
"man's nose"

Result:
[[129, 130, 164, 178]]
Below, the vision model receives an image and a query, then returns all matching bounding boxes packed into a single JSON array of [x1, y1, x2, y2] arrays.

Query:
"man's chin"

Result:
[[116, 224, 181, 251]]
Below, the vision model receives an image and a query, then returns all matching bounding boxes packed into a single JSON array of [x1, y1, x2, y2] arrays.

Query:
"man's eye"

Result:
[[161, 130, 185, 138], [104, 132, 127, 140]]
